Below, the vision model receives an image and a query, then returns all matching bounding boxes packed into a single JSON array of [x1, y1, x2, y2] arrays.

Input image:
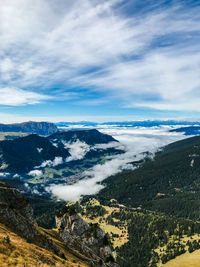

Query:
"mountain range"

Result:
[[56, 120, 200, 129], [2, 122, 200, 266], [0, 121, 58, 136], [0, 129, 122, 185]]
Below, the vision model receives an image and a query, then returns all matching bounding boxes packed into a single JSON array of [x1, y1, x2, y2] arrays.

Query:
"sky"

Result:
[[0, 0, 200, 123]]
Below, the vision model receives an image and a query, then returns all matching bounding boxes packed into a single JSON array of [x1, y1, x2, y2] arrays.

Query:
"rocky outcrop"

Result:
[[0, 183, 64, 258], [0, 182, 33, 220], [0, 121, 58, 135], [56, 208, 118, 266], [0, 182, 36, 240], [0, 182, 118, 266]]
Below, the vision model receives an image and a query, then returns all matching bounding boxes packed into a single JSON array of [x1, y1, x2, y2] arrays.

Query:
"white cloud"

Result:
[[49, 125, 187, 201], [28, 170, 43, 176], [40, 157, 63, 168], [65, 140, 90, 162], [53, 156, 63, 166], [0, 87, 50, 106], [93, 141, 124, 150], [0, 0, 199, 110], [0, 172, 10, 177]]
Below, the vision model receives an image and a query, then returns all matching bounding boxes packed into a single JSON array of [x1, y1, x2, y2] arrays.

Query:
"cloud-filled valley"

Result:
[[49, 125, 187, 201]]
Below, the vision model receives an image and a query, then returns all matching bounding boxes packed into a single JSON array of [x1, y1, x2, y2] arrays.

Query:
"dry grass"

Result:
[[162, 250, 200, 267], [42, 228, 90, 265], [80, 198, 129, 248], [156, 234, 200, 267], [0, 223, 88, 267]]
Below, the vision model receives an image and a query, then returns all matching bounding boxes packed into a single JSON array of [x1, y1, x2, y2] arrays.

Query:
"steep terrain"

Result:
[[0, 121, 58, 135], [56, 205, 117, 266], [97, 135, 200, 219], [65, 197, 200, 267], [0, 182, 117, 266], [2, 132, 200, 266]]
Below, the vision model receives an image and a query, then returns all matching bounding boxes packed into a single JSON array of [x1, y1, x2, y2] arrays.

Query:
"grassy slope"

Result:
[[155, 234, 200, 266], [163, 250, 200, 267], [79, 198, 129, 249], [0, 223, 88, 267]]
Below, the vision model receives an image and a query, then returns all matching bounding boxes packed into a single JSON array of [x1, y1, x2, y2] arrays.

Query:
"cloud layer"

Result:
[[49, 125, 187, 201], [0, 0, 200, 111]]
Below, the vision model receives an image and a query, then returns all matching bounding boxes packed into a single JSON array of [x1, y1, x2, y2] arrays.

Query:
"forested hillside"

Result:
[[68, 198, 200, 267], [97, 135, 200, 220]]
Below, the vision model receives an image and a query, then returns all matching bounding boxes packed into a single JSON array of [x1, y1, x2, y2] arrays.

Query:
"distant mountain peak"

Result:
[[0, 121, 58, 135]]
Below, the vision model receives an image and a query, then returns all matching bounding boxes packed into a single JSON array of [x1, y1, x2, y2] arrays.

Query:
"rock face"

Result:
[[0, 182, 33, 220], [0, 121, 58, 135], [56, 209, 118, 267], [0, 182, 119, 266], [0, 182, 36, 240], [0, 182, 64, 258]]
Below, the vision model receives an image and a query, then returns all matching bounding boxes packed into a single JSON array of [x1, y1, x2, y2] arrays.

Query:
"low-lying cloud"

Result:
[[94, 141, 124, 151], [28, 169, 43, 176], [49, 126, 187, 201], [65, 140, 90, 162], [39, 156, 63, 168]]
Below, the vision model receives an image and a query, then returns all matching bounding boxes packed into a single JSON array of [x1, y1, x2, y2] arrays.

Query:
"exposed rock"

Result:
[[0, 182, 33, 220], [0, 183, 65, 258], [56, 209, 118, 267], [0, 182, 118, 266]]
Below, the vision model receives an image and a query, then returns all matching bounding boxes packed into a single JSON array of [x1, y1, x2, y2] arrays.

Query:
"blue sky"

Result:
[[0, 0, 200, 123]]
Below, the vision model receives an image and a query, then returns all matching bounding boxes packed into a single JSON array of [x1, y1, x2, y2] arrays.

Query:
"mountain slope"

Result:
[[0, 121, 58, 135], [78, 197, 200, 267], [0, 129, 123, 185], [97, 135, 200, 220], [0, 134, 70, 173], [0, 182, 85, 266], [0, 223, 82, 267], [48, 129, 117, 147], [76, 197, 200, 267], [0, 182, 117, 267]]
